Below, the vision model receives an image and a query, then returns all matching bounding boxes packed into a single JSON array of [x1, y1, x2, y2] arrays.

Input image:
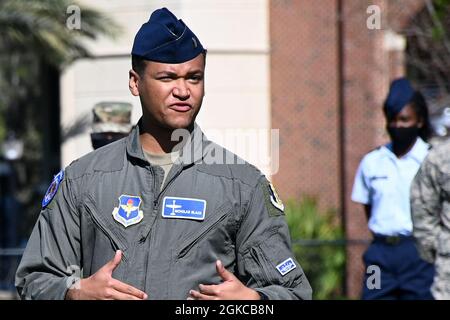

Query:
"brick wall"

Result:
[[270, 0, 425, 298], [270, 0, 340, 210]]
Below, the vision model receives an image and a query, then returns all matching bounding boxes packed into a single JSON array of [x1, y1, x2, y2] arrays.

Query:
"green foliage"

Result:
[[0, 1, 122, 238], [430, 0, 449, 41], [434, 0, 450, 16], [0, 116, 5, 142], [0, 0, 121, 68], [285, 197, 346, 300], [0, 0, 122, 144]]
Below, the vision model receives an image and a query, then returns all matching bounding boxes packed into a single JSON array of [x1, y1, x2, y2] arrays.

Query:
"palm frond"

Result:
[[0, 0, 122, 66]]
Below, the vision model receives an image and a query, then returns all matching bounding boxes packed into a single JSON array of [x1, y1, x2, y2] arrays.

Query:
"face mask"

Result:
[[91, 137, 114, 150], [387, 126, 419, 153], [91, 133, 127, 150]]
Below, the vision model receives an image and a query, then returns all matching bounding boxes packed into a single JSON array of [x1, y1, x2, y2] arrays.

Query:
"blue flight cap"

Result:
[[384, 78, 415, 117], [131, 7, 205, 64]]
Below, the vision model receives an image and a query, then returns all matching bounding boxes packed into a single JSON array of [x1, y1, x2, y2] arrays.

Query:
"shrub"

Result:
[[285, 197, 346, 300]]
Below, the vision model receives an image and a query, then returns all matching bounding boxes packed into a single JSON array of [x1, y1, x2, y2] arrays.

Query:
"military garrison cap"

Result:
[[384, 78, 415, 118], [131, 7, 205, 63], [92, 102, 132, 134]]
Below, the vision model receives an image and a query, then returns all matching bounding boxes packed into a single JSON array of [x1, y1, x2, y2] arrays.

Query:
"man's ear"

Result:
[[129, 69, 140, 96]]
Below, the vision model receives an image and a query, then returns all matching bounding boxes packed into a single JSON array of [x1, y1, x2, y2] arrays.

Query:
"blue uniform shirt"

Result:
[[351, 138, 430, 236]]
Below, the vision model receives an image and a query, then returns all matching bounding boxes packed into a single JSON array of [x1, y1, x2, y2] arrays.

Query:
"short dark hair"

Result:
[[131, 55, 148, 77], [131, 52, 207, 77], [410, 91, 433, 142], [383, 91, 433, 142]]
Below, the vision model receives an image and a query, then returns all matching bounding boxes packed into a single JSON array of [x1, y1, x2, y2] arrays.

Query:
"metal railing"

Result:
[[292, 239, 370, 247], [0, 248, 25, 256]]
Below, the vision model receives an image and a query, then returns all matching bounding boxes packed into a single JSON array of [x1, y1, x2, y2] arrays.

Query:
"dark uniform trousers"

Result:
[[362, 235, 435, 300]]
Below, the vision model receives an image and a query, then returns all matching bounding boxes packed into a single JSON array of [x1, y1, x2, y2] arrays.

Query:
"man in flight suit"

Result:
[[15, 7, 311, 300]]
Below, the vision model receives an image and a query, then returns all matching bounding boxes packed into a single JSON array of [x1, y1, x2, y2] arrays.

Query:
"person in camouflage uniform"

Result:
[[411, 138, 450, 300], [90, 102, 133, 150]]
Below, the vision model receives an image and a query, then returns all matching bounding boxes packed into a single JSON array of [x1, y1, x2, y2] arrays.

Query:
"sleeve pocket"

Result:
[[244, 232, 303, 288]]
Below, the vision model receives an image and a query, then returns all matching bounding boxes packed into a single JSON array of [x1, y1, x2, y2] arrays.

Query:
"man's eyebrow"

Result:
[[155, 70, 204, 77], [155, 71, 178, 76], [186, 70, 204, 75]]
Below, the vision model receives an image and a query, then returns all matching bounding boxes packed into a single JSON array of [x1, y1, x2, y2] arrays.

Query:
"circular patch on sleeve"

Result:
[[42, 170, 64, 208]]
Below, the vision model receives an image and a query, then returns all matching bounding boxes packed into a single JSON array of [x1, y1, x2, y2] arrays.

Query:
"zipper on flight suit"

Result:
[[137, 163, 180, 243], [139, 165, 158, 291], [140, 165, 189, 296], [147, 165, 158, 210], [152, 165, 185, 210], [144, 166, 183, 263], [140, 164, 176, 293]]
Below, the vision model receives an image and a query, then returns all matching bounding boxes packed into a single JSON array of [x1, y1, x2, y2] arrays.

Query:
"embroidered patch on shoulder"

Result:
[[162, 197, 206, 220], [268, 182, 284, 211], [276, 257, 297, 276], [112, 195, 144, 228], [42, 170, 64, 208], [262, 179, 285, 217]]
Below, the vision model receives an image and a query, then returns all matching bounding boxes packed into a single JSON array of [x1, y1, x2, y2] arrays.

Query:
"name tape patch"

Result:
[[276, 257, 297, 276], [162, 197, 206, 221]]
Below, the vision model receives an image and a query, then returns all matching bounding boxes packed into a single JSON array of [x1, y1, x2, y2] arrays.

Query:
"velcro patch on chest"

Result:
[[112, 195, 144, 228], [162, 197, 206, 220], [276, 257, 297, 276]]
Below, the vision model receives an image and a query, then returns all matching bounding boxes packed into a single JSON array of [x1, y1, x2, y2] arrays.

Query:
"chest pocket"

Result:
[[176, 202, 235, 259], [82, 195, 129, 278], [369, 174, 393, 199], [84, 196, 128, 247], [244, 230, 302, 288]]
